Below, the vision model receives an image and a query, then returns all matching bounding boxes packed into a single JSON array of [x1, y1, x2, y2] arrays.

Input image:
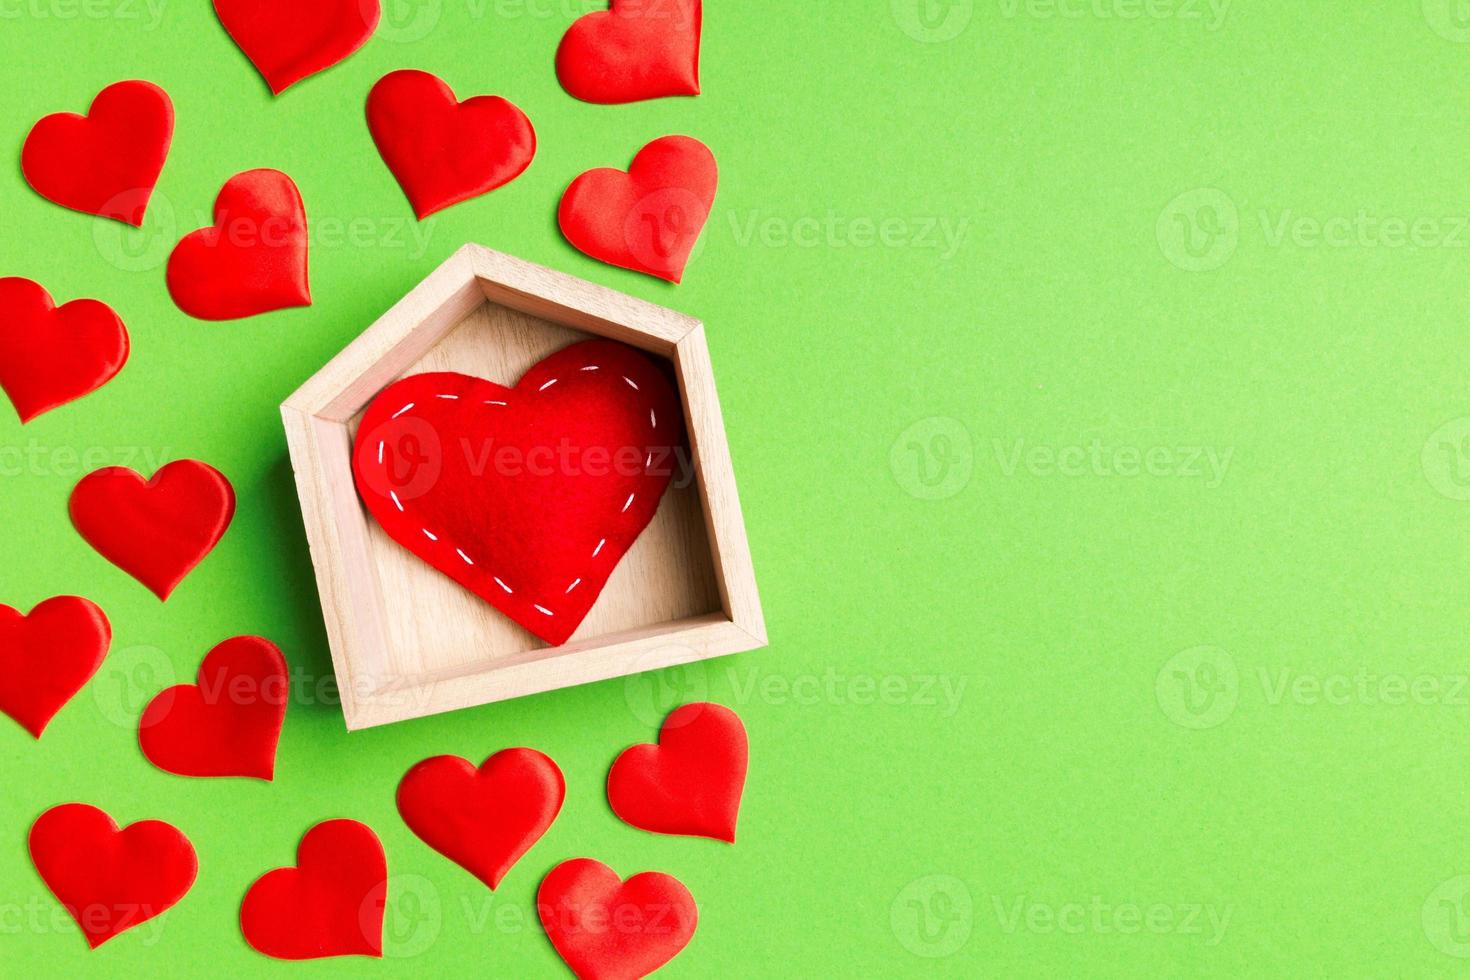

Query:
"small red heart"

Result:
[[558, 135, 717, 283], [21, 80, 173, 226], [0, 597, 111, 739], [397, 748, 565, 890], [139, 636, 287, 780], [556, 0, 702, 104], [367, 69, 536, 220], [30, 803, 198, 949], [166, 168, 311, 321], [0, 277, 129, 424], [69, 459, 236, 600], [352, 339, 685, 646], [538, 858, 698, 980], [607, 702, 747, 843], [240, 819, 386, 960], [214, 0, 380, 95]]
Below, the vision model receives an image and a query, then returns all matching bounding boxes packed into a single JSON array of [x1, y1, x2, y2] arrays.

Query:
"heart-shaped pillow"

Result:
[[21, 79, 173, 226], [139, 635, 288, 780], [559, 135, 717, 283], [30, 803, 198, 949], [69, 459, 236, 600], [556, 0, 702, 104], [166, 169, 311, 321], [366, 69, 536, 219], [608, 702, 748, 842], [240, 819, 386, 960], [0, 277, 129, 424], [397, 748, 564, 889], [537, 858, 698, 978], [214, 0, 380, 95], [0, 597, 111, 739], [352, 340, 685, 646]]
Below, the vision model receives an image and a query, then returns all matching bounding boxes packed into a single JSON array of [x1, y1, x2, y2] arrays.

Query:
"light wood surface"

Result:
[[282, 245, 765, 729]]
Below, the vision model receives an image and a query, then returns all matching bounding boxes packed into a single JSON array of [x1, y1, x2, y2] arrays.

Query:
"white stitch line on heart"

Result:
[[374, 360, 669, 625]]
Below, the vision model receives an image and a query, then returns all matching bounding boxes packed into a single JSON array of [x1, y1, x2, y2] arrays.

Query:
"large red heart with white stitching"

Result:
[[352, 340, 685, 646]]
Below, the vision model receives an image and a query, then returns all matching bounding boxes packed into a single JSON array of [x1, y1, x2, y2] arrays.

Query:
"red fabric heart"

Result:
[[69, 460, 236, 600], [352, 339, 685, 646], [607, 702, 748, 843], [166, 168, 312, 321], [139, 636, 287, 780], [214, 0, 380, 95], [0, 277, 129, 424], [0, 597, 110, 739], [397, 748, 565, 890], [29, 803, 198, 949], [367, 69, 536, 220], [240, 819, 386, 960], [558, 135, 717, 283], [556, 0, 702, 104], [21, 80, 173, 226], [538, 858, 697, 980]]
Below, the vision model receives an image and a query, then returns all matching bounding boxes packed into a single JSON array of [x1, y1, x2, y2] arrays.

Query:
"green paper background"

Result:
[[8, 0, 1470, 975]]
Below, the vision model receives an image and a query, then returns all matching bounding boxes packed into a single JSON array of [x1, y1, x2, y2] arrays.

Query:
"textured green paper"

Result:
[[6, 1, 1470, 975]]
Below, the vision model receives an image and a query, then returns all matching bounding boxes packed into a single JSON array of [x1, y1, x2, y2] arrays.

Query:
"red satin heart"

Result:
[[30, 803, 198, 949], [139, 636, 287, 780], [556, 0, 702, 104], [21, 80, 173, 226], [166, 168, 312, 321], [352, 339, 685, 646], [538, 858, 697, 980], [607, 702, 748, 843], [0, 277, 129, 424], [69, 460, 236, 600], [558, 135, 717, 283], [397, 748, 564, 890], [367, 69, 536, 220], [240, 819, 386, 960], [0, 597, 110, 739], [214, 0, 381, 94]]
